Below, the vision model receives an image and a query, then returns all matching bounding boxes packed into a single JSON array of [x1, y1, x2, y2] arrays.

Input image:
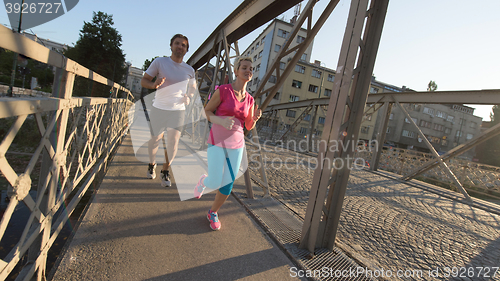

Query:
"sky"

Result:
[[1, 0, 499, 121]]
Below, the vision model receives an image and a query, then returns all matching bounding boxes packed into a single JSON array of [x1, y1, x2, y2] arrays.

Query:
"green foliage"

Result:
[[64, 11, 127, 97], [0, 48, 54, 90], [143, 56, 159, 71], [427, 80, 437, 91]]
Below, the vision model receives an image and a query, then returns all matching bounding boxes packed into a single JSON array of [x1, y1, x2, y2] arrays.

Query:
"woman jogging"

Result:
[[194, 56, 261, 230]]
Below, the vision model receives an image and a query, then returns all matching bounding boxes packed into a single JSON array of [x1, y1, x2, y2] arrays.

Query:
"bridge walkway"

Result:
[[51, 133, 500, 281]]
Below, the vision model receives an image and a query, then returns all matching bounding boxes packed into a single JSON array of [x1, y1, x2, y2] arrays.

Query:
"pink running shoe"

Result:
[[207, 210, 221, 231], [194, 174, 207, 199]]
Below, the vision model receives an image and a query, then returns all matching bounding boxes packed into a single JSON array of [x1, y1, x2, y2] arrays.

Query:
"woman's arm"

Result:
[[245, 104, 262, 131], [205, 89, 235, 130]]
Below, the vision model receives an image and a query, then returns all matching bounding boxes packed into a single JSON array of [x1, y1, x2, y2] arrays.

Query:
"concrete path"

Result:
[[52, 135, 304, 281]]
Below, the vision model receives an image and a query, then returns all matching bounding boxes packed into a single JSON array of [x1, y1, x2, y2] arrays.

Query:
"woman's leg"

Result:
[[202, 145, 225, 189], [211, 147, 244, 212]]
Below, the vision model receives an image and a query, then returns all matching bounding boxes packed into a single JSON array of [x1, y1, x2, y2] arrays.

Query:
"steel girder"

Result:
[[299, 0, 390, 254]]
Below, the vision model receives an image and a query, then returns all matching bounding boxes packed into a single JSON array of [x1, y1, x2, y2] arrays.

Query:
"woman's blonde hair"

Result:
[[234, 56, 253, 71]]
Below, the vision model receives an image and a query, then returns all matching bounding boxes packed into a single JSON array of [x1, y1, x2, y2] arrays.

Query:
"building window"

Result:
[[258, 50, 263, 58], [286, 110, 296, 118], [467, 133, 474, 140], [405, 117, 417, 124], [327, 74, 334, 82], [444, 127, 451, 134], [402, 130, 416, 138], [269, 75, 277, 83], [301, 53, 307, 61], [456, 130, 463, 138], [470, 122, 477, 128], [280, 62, 286, 70], [389, 113, 394, 120], [315, 130, 322, 136], [433, 124, 444, 132], [278, 29, 288, 38], [261, 38, 265, 45], [304, 114, 311, 121], [299, 127, 308, 134], [324, 89, 332, 97], [459, 118, 465, 125], [427, 135, 441, 144], [423, 107, 434, 115], [447, 115, 455, 123], [442, 139, 448, 146], [292, 80, 302, 88], [318, 117, 325, 124], [250, 47, 254, 54], [253, 78, 258, 85], [365, 114, 373, 121], [295, 65, 305, 74], [311, 69, 322, 79], [255, 64, 260, 72], [274, 44, 281, 52], [297, 35, 305, 43], [289, 95, 299, 102], [361, 126, 371, 134], [419, 120, 432, 128], [308, 84, 318, 93], [253, 55, 257, 62], [370, 87, 379, 94], [386, 127, 392, 134], [273, 92, 280, 100], [436, 111, 447, 119], [256, 42, 260, 48]]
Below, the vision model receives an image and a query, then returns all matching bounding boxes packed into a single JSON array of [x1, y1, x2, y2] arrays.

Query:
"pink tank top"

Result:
[[208, 84, 254, 149]]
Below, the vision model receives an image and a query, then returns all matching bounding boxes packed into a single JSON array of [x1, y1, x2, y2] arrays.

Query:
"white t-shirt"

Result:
[[145, 57, 196, 111]]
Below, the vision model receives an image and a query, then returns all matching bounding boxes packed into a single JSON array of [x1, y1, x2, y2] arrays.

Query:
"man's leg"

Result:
[[159, 128, 181, 187], [147, 132, 163, 179], [148, 132, 164, 164], [163, 128, 181, 170]]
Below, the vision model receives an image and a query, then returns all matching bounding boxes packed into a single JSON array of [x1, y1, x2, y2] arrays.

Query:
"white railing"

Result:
[[376, 147, 500, 199], [0, 25, 133, 280]]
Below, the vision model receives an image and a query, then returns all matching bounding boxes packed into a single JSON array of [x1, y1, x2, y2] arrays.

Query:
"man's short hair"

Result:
[[170, 34, 189, 51], [235, 56, 253, 71]]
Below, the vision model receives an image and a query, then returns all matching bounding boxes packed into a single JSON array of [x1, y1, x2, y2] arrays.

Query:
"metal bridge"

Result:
[[1, 0, 500, 280]]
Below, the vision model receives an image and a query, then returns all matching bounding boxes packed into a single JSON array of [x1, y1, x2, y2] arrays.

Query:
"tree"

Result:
[[0, 48, 54, 91], [479, 105, 500, 167], [64, 11, 127, 97], [427, 80, 437, 91]]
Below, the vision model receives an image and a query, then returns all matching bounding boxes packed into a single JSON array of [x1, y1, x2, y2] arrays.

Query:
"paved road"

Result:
[[248, 144, 500, 280]]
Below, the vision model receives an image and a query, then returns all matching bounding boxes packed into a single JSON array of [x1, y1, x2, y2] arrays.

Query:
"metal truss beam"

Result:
[[263, 89, 500, 112], [393, 97, 472, 201], [402, 121, 500, 181], [299, 0, 390, 254], [256, 0, 341, 111], [187, 0, 301, 70], [371, 102, 392, 170]]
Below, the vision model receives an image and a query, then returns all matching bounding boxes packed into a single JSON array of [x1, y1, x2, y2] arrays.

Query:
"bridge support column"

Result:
[[371, 102, 392, 171], [22, 68, 75, 280], [299, 0, 390, 254]]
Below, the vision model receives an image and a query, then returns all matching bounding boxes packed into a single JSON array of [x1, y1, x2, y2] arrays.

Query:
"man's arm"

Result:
[[141, 73, 165, 89]]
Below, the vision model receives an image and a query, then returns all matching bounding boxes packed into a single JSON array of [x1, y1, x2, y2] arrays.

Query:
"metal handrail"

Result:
[[0, 25, 133, 280]]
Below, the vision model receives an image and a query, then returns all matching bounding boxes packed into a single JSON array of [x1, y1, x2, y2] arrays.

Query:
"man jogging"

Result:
[[141, 34, 195, 187]]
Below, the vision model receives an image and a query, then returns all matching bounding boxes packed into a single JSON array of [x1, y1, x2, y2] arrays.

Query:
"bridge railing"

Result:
[[0, 25, 133, 280], [375, 147, 500, 199], [254, 111, 500, 202]]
